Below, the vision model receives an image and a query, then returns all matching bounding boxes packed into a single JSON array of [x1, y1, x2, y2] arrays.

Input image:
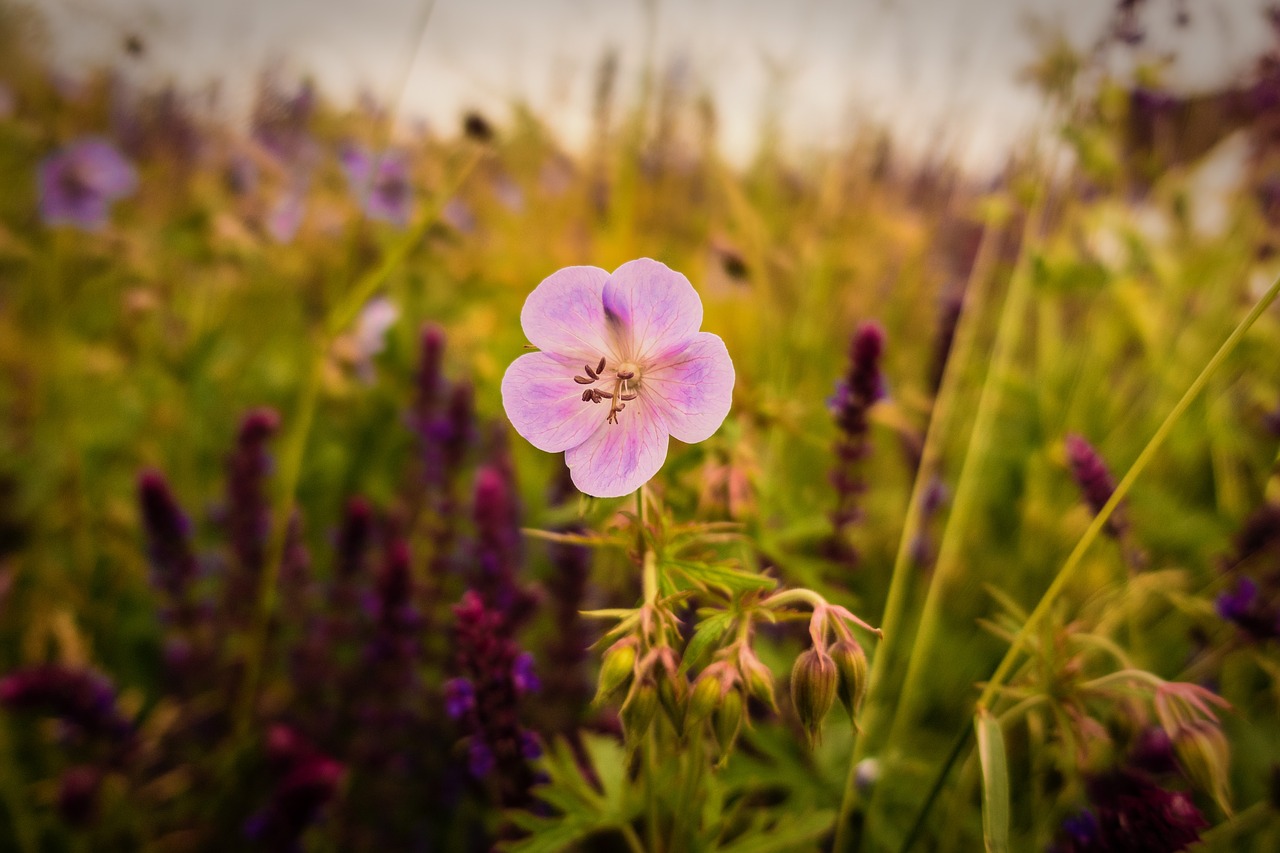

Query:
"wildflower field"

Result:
[[2, 1, 1280, 851]]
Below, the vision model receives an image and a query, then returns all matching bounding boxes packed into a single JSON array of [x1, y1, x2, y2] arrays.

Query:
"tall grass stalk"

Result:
[[830, 200, 1013, 851], [896, 270, 1280, 850]]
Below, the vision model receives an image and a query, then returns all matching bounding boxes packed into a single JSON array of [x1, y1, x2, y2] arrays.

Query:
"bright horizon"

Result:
[[35, 0, 1274, 174]]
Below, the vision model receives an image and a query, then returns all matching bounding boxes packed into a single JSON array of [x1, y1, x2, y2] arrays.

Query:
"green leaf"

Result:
[[715, 809, 835, 852], [975, 709, 1010, 853], [666, 559, 777, 595], [679, 611, 735, 675]]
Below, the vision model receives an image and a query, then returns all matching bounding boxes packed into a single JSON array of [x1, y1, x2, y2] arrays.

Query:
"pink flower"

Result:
[[502, 259, 734, 498]]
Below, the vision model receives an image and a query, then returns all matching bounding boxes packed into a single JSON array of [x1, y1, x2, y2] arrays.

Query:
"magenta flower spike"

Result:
[[502, 259, 734, 498]]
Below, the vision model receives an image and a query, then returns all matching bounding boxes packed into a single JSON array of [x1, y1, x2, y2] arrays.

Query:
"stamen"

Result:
[[581, 389, 593, 401], [620, 393, 637, 401], [595, 390, 613, 399], [616, 370, 635, 380], [596, 356, 606, 375], [584, 363, 598, 380], [574, 375, 594, 385]]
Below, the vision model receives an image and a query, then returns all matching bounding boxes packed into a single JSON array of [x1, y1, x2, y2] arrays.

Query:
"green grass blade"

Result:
[[975, 709, 1010, 853]]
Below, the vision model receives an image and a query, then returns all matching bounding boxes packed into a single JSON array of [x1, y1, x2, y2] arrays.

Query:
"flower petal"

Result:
[[521, 266, 613, 358], [642, 332, 735, 444], [602, 258, 703, 361], [502, 352, 606, 453], [565, 408, 669, 498]]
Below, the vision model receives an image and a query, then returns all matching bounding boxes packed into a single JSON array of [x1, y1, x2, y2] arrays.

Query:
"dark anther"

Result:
[[620, 393, 637, 401], [581, 390, 593, 401], [596, 390, 613, 399], [574, 375, 594, 385], [617, 370, 635, 380], [596, 357, 606, 375], [617, 403, 626, 411], [584, 363, 598, 380]]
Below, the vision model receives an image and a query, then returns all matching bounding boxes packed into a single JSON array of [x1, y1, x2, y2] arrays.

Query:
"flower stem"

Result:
[[832, 194, 1008, 853]]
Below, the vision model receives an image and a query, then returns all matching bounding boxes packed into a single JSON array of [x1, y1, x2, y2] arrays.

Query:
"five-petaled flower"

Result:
[[502, 259, 734, 498], [38, 136, 137, 231]]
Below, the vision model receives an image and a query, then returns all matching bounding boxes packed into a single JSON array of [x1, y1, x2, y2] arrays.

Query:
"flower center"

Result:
[[572, 357, 641, 424]]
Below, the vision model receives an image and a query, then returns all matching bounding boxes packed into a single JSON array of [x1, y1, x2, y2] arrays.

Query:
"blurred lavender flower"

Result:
[[252, 75, 317, 164], [340, 145, 415, 227], [246, 726, 344, 851], [827, 322, 886, 564], [351, 296, 399, 381], [512, 652, 539, 695], [444, 678, 475, 720], [1216, 577, 1280, 640], [441, 197, 476, 234], [491, 173, 525, 213], [1052, 769, 1206, 853], [37, 137, 137, 231], [138, 470, 198, 603], [267, 186, 307, 244], [451, 590, 538, 805], [1065, 434, 1127, 536], [0, 665, 133, 742], [224, 409, 280, 616]]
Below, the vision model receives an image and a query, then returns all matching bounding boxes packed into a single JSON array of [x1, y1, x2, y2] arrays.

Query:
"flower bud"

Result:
[[713, 688, 745, 757], [740, 654, 778, 714], [593, 639, 637, 704], [688, 670, 724, 723], [655, 668, 686, 737], [790, 648, 837, 745], [830, 639, 868, 726], [1172, 720, 1232, 813], [621, 678, 659, 741]]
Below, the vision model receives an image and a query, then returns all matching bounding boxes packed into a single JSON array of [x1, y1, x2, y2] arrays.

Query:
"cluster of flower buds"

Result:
[[785, 600, 877, 746], [1152, 681, 1233, 814]]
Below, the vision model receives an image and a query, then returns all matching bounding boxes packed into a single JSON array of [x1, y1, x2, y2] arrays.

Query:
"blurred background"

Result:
[[3, 0, 1280, 850]]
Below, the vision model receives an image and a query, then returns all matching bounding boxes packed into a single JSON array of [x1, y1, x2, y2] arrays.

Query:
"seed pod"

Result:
[[791, 648, 838, 746], [1172, 720, 1232, 813], [688, 670, 724, 723], [656, 668, 686, 737], [713, 688, 745, 757], [593, 639, 637, 704], [830, 639, 868, 726], [740, 654, 778, 715], [621, 677, 659, 742]]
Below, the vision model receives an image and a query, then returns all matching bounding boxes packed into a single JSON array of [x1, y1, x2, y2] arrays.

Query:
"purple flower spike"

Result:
[[468, 740, 495, 778], [38, 137, 137, 230], [502, 260, 735, 497], [444, 678, 475, 720], [341, 144, 414, 227], [512, 652, 540, 695]]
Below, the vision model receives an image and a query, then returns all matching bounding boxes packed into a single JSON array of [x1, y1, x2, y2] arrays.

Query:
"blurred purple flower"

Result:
[[1053, 769, 1206, 852], [340, 144, 414, 227], [138, 470, 198, 602], [444, 678, 475, 720], [468, 740, 495, 778], [441, 197, 475, 234], [267, 187, 307, 244], [0, 665, 132, 742], [37, 137, 137, 231], [512, 652, 540, 695], [1216, 577, 1280, 640]]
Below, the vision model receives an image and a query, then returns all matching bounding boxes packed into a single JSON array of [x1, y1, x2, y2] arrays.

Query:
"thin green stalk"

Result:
[[831, 202, 1005, 852], [900, 271, 1280, 846], [976, 271, 1280, 711]]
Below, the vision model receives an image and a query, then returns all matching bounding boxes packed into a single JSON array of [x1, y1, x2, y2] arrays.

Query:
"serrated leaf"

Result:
[[679, 612, 735, 675], [666, 559, 776, 594], [714, 809, 835, 852], [976, 709, 1010, 853]]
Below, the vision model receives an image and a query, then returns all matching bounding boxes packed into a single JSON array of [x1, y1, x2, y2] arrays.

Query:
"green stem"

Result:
[[833, 199, 1014, 852], [976, 271, 1280, 711], [620, 823, 647, 853]]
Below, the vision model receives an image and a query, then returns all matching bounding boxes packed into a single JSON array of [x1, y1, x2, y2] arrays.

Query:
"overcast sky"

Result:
[[34, 0, 1274, 173]]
